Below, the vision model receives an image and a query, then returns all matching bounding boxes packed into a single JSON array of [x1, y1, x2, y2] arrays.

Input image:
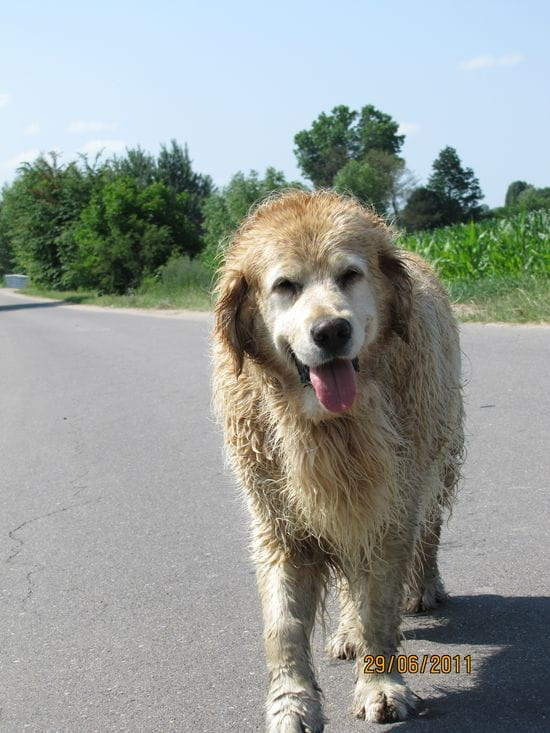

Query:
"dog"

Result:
[[212, 190, 464, 730]]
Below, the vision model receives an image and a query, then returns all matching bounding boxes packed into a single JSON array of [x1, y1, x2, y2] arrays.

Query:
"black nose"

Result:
[[310, 317, 352, 354]]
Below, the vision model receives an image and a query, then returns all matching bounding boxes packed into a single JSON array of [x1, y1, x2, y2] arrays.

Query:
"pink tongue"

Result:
[[309, 360, 357, 413]]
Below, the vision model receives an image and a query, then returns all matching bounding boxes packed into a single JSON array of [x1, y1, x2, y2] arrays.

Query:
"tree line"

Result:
[[1, 105, 547, 293]]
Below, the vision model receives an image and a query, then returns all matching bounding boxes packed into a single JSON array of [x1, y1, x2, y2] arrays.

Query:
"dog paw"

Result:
[[403, 577, 448, 614], [266, 693, 325, 733], [354, 677, 417, 723], [326, 629, 360, 660]]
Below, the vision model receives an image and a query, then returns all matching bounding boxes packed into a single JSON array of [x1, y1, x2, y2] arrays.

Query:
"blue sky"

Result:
[[2, 0, 549, 207]]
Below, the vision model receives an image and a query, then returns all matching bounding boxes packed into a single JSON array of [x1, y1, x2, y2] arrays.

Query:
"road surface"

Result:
[[1, 288, 549, 732]]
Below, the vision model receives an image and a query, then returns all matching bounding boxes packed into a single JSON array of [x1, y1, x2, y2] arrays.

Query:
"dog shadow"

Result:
[[393, 594, 550, 732]]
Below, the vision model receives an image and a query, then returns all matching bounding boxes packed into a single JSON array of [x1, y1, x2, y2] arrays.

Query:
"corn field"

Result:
[[399, 210, 550, 281]]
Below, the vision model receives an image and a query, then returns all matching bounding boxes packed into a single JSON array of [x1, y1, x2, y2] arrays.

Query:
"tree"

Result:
[[294, 105, 358, 188], [355, 105, 404, 157], [294, 104, 404, 188], [157, 140, 212, 235], [516, 186, 550, 211], [111, 146, 157, 187], [427, 146, 483, 221], [363, 150, 416, 218], [157, 140, 211, 197], [332, 151, 416, 218], [0, 153, 95, 286], [70, 178, 162, 292], [201, 168, 304, 268], [0, 196, 15, 275], [505, 180, 529, 208], [400, 187, 459, 231], [333, 159, 388, 214], [0, 142, 213, 292], [402, 147, 484, 231], [68, 174, 203, 293], [501, 181, 550, 212]]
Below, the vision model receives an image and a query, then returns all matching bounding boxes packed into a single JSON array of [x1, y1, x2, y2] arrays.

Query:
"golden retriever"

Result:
[[212, 190, 464, 730]]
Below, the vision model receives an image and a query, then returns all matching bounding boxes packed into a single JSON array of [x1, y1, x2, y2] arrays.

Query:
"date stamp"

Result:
[[363, 654, 472, 675]]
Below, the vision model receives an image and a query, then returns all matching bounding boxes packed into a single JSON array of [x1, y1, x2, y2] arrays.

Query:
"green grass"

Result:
[[444, 275, 549, 323], [21, 285, 213, 311]]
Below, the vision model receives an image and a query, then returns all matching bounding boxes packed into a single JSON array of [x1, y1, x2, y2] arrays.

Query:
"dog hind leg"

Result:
[[403, 513, 448, 614], [326, 574, 363, 660]]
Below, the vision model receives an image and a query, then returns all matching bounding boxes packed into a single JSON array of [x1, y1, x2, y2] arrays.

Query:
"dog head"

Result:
[[214, 191, 411, 417]]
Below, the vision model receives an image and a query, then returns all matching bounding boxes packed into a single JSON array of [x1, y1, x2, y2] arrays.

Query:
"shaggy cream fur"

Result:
[[212, 190, 464, 730]]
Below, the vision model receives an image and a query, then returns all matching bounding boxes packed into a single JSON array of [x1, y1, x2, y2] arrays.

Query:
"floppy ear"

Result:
[[214, 269, 256, 375], [378, 247, 413, 344]]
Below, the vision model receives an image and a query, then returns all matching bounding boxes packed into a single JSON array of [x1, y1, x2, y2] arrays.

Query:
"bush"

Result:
[[155, 254, 213, 291]]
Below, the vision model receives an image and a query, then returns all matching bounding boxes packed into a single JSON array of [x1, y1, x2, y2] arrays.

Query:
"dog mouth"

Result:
[[290, 350, 359, 413]]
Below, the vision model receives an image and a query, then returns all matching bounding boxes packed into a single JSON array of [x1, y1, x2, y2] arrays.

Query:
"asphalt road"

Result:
[[1, 288, 549, 733]]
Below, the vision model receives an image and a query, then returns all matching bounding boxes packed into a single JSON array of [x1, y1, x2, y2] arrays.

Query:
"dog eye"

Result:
[[273, 278, 300, 295], [338, 269, 363, 288]]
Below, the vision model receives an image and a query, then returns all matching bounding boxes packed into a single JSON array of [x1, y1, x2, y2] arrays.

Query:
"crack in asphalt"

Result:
[[22, 564, 45, 608], [5, 497, 101, 606]]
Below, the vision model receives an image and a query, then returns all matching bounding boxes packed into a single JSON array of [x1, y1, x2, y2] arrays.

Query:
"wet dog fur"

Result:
[[212, 190, 464, 729]]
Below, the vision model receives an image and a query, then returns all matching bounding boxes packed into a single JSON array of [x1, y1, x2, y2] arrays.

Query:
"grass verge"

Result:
[[445, 275, 549, 323], [19, 284, 212, 311], [15, 275, 549, 323]]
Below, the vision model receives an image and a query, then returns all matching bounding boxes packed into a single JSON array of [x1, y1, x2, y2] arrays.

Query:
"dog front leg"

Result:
[[351, 535, 418, 724], [256, 552, 325, 733]]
